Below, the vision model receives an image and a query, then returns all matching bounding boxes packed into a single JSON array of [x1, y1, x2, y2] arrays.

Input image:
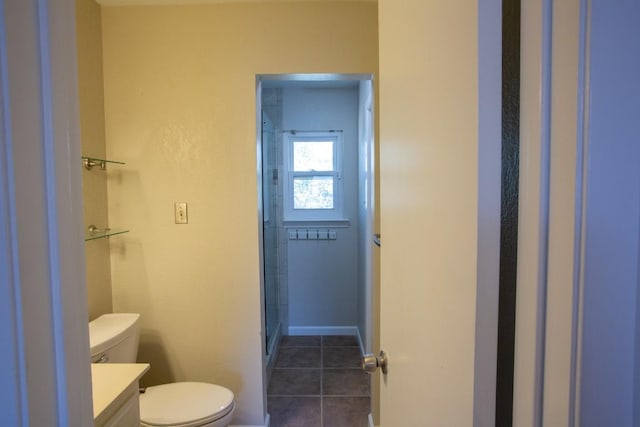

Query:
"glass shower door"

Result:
[[262, 114, 280, 354]]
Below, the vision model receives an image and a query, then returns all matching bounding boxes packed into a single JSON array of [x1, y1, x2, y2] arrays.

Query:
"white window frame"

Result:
[[283, 131, 344, 221]]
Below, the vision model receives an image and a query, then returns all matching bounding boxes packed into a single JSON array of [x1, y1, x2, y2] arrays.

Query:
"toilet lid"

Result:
[[140, 382, 234, 427]]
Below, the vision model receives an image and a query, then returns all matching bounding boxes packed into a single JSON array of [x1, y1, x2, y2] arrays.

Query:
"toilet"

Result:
[[89, 313, 235, 427]]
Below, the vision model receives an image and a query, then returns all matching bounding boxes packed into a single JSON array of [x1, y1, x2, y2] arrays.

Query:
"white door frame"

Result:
[[513, 0, 556, 424], [514, 0, 621, 425], [256, 73, 377, 424], [360, 78, 376, 356], [0, 0, 92, 425]]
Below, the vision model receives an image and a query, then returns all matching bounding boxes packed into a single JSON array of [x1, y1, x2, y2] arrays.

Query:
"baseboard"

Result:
[[288, 325, 359, 336], [231, 413, 270, 427], [368, 413, 375, 427]]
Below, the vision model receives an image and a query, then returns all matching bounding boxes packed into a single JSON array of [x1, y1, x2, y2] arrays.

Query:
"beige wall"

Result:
[[76, 0, 112, 320], [101, 3, 377, 424]]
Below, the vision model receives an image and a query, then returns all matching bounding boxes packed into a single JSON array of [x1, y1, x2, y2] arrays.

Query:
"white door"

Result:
[[377, 1, 502, 425], [0, 0, 93, 425]]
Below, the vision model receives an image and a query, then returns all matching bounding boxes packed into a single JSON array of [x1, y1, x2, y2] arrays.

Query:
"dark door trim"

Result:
[[496, 0, 521, 425]]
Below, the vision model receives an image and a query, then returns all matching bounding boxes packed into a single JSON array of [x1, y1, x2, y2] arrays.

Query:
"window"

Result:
[[283, 131, 343, 221]]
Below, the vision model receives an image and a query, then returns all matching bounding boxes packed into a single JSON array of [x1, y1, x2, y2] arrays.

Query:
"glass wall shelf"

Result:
[[84, 227, 129, 241], [82, 156, 125, 171]]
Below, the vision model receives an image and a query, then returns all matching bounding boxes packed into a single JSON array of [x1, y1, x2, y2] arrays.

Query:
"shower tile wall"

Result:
[[263, 88, 288, 334]]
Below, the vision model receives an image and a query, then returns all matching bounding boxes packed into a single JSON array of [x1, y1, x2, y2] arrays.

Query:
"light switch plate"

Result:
[[174, 202, 188, 224]]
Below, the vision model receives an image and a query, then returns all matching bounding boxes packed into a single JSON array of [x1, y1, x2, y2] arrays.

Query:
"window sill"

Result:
[[283, 219, 350, 228]]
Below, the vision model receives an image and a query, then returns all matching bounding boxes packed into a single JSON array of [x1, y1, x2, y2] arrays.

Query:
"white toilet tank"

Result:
[[89, 313, 140, 363]]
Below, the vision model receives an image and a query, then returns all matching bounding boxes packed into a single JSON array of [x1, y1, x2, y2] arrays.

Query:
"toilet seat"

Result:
[[140, 382, 235, 427]]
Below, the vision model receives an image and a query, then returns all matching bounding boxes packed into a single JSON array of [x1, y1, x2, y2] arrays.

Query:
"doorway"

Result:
[[256, 74, 376, 425]]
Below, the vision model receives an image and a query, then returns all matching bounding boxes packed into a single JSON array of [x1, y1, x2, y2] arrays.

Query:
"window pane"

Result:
[[293, 141, 334, 172], [293, 176, 334, 209]]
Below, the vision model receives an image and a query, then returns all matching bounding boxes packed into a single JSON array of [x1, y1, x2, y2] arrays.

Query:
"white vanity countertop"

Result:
[[91, 363, 150, 420]]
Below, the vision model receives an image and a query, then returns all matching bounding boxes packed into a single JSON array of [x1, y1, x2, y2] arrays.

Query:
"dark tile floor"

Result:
[[267, 335, 370, 427]]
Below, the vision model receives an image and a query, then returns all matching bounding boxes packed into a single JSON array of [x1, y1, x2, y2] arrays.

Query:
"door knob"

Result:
[[362, 350, 388, 374]]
